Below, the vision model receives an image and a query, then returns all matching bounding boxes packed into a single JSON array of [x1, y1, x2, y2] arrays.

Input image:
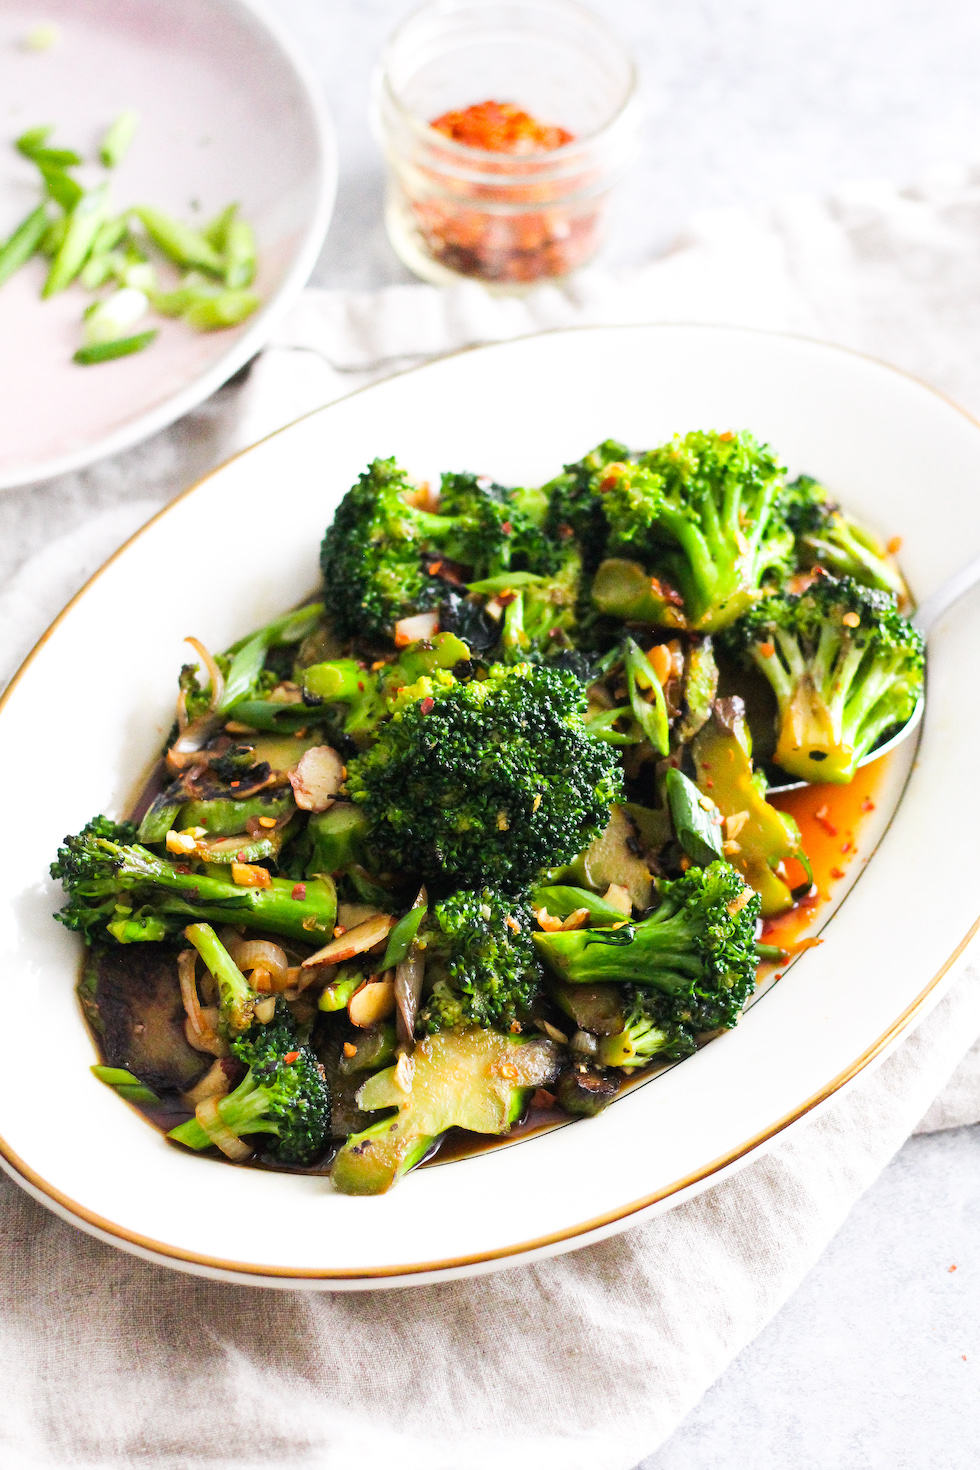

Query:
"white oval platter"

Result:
[[0, 324, 977, 1288]]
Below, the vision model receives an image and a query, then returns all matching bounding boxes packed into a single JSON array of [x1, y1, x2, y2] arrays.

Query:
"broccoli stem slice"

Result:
[[184, 922, 255, 1035], [168, 1072, 280, 1151]]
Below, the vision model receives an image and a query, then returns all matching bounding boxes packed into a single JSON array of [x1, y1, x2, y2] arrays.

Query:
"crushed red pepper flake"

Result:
[[418, 99, 597, 284], [291, 882, 307, 901], [814, 803, 838, 837], [861, 797, 876, 812], [283, 1051, 300, 1065], [419, 696, 435, 715], [431, 99, 573, 153], [830, 866, 845, 880]]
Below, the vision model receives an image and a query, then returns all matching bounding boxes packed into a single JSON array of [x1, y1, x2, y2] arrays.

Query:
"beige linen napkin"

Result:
[[1, 165, 978, 1470]]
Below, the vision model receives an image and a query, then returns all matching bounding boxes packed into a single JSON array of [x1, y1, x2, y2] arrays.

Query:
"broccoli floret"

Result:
[[301, 631, 471, 742], [418, 888, 544, 1034], [50, 820, 338, 944], [779, 475, 906, 599], [596, 430, 794, 630], [596, 985, 699, 1069], [724, 573, 925, 783], [168, 1001, 330, 1166], [486, 551, 584, 663], [319, 458, 544, 645], [533, 860, 760, 1030], [345, 662, 622, 891], [439, 470, 554, 573], [542, 439, 628, 571]]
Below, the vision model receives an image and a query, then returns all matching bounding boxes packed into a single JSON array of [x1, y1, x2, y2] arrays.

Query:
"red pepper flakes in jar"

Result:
[[375, 1, 637, 290], [404, 99, 595, 286]]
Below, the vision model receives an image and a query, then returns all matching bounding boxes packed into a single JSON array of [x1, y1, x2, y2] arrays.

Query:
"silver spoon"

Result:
[[765, 550, 980, 795]]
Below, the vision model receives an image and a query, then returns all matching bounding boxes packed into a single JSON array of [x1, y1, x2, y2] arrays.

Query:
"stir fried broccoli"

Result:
[[779, 475, 906, 599], [169, 1001, 330, 1166], [301, 631, 470, 742], [417, 888, 544, 1034], [55, 425, 917, 1197], [596, 987, 699, 1069], [51, 816, 337, 944], [319, 457, 551, 644], [595, 430, 793, 630], [345, 661, 622, 891], [724, 573, 924, 783], [534, 861, 760, 1029]]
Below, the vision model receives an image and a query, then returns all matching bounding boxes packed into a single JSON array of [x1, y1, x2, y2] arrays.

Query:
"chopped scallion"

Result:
[[82, 285, 149, 346], [133, 205, 225, 274], [0, 204, 49, 288], [43, 183, 110, 296], [99, 110, 139, 169], [73, 328, 157, 365], [91, 1065, 160, 1105], [181, 287, 260, 330], [38, 164, 83, 211]]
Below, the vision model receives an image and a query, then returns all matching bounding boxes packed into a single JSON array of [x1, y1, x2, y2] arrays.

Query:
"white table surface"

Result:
[[4, 1, 979, 1464], [273, 2, 980, 1464]]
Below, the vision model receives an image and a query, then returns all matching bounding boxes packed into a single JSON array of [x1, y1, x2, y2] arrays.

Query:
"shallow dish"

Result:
[[1, 324, 977, 1288], [0, 0, 335, 490]]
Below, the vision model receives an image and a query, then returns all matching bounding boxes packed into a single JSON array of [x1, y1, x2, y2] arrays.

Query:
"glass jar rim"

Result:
[[377, 0, 640, 166]]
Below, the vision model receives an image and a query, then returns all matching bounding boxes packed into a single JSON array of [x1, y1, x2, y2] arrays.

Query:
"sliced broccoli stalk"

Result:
[[531, 884, 631, 925], [597, 431, 793, 631], [50, 816, 337, 944], [691, 699, 811, 917], [546, 805, 653, 911], [591, 557, 689, 628], [780, 475, 906, 599], [301, 804, 370, 876], [534, 860, 760, 1032], [183, 921, 257, 1035], [676, 636, 719, 742], [338, 1023, 398, 1074], [169, 1002, 329, 1166], [178, 792, 295, 837], [330, 1028, 558, 1195], [722, 574, 924, 783]]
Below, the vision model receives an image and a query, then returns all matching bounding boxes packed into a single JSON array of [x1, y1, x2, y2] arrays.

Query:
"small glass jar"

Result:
[[374, 0, 638, 291]]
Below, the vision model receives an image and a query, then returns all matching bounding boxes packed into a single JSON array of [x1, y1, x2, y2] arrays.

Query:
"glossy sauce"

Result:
[[764, 752, 890, 953]]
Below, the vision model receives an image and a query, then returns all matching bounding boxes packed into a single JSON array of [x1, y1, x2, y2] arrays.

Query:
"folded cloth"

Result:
[[1, 165, 978, 1470]]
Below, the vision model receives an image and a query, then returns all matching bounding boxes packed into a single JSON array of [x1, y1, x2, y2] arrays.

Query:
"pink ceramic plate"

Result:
[[0, 0, 335, 490]]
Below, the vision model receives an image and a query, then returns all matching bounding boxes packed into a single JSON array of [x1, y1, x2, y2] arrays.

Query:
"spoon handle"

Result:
[[913, 550, 980, 634]]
